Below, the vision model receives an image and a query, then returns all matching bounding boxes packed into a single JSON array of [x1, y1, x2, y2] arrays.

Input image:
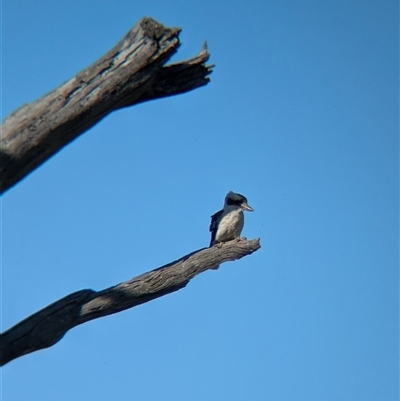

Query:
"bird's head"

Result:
[[224, 191, 254, 212]]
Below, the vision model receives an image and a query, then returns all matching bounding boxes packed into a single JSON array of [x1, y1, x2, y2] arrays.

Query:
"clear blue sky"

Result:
[[1, 1, 398, 400]]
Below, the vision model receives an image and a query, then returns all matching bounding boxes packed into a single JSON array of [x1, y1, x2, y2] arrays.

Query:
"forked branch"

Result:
[[0, 17, 213, 193]]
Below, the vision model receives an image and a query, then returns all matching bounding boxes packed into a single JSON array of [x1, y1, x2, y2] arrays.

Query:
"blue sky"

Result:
[[1, 1, 398, 400]]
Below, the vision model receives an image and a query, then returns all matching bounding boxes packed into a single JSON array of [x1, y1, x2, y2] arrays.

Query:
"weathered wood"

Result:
[[0, 18, 212, 193], [0, 238, 261, 365]]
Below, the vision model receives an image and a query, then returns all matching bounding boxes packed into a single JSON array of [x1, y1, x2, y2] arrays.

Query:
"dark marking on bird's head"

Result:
[[227, 197, 244, 206]]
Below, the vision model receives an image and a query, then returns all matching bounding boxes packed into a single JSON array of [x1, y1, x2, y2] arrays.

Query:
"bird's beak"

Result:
[[242, 203, 254, 212]]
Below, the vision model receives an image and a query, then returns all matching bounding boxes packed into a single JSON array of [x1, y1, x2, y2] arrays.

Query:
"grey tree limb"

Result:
[[0, 238, 261, 366], [0, 17, 213, 193]]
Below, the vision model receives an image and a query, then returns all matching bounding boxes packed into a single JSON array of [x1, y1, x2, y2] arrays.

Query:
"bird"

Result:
[[209, 191, 254, 247]]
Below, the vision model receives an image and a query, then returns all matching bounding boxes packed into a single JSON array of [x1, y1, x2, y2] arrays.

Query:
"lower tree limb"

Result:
[[0, 238, 261, 366]]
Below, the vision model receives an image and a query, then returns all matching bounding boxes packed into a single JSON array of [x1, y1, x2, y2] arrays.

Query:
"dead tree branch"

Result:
[[0, 238, 261, 366], [0, 17, 213, 193]]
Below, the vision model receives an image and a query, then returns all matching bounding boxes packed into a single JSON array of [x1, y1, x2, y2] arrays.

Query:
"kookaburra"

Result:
[[209, 191, 254, 247]]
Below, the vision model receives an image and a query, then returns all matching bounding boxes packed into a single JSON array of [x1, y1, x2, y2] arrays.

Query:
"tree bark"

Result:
[[0, 17, 212, 194], [0, 238, 261, 366]]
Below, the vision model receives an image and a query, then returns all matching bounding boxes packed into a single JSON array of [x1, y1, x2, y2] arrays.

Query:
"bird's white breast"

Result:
[[215, 206, 244, 243]]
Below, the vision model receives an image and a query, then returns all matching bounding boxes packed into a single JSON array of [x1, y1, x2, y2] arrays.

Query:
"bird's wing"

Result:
[[209, 209, 223, 246]]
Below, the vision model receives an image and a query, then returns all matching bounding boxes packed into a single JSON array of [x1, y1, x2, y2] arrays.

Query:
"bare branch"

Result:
[[0, 17, 212, 193], [0, 238, 261, 366]]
